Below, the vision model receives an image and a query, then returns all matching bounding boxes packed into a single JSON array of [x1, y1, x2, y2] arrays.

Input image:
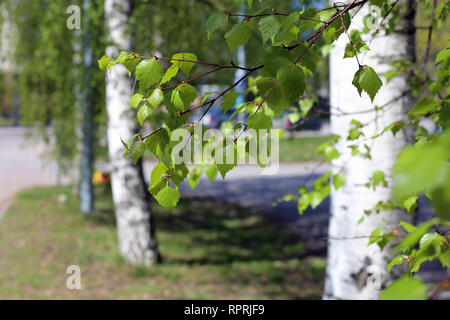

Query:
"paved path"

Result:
[[0, 127, 69, 219]]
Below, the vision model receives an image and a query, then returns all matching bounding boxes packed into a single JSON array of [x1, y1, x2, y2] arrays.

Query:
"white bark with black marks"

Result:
[[105, 0, 159, 266], [324, 1, 416, 299]]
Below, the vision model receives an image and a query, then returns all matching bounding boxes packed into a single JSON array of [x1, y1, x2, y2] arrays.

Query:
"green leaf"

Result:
[[323, 146, 339, 161], [440, 248, 450, 268], [347, 128, 364, 140], [380, 277, 427, 300], [130, 141, 146, 164], [171, 84, 197, 111], [149, 88, 164, 108], [273, 12, 300, 46], [352, 66, 382, 102], [290, 44, 321, 72], [155, 186, 180, 211], [115, 51, 128, 64], [215, 143, 238, 179], [188, 168, 202, 189], [221, 91, 238, 112], [299, 99, 314, 116], [149, 162, 168, 195], [123, 57, 141, 76], [403, 196, 417, 213], [98, 55, 110, 71], [416, 232, 446, 263], [129, 93, 144, 109], [436, 48, 450, 65], [255, 77, 289, 118], [400, 220, 416, 233], [207, 12, 228, 39], [247, 112, 273, 130], [332, 173, 346, 190], [387, 256, 404, 276], [171, 163, 189, 187], [372, 170, 387, 189], [225, 22, 253, 53], [409, 97, 438, 115], [136, 58, 163, 90], [171, 53, 198, 77], [258, 15, 281, 44], [146, 128, 172, 168], [380, 276, 427, 300], [160, 65, 179, 85], [137, 104, 152, 126], [205, 164, 218, 182], [395, 219, 438, 253], [393, 137, 449, 202], [276, 64, 305, 105], [261, 46, 291, 76]]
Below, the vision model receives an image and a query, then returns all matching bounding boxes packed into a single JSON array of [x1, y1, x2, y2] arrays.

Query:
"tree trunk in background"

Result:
[[79, 0, 95, 213], [324, 1, 416, 299], [105, 0, 160, 266]]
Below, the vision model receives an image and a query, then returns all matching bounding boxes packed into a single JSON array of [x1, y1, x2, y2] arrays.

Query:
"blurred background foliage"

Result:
[[0, 0, 447, 168]]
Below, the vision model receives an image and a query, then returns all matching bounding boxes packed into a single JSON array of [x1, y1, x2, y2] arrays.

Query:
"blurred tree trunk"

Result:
[[79, 0, 95, 213], [105, 0, 160, 266], [324, 1, 416, 299]]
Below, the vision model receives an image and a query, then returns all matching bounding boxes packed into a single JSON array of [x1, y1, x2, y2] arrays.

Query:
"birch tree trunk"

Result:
[[324, 0, 416, 299], [79, 0, 95, 213], [105, 0, 160, 266]]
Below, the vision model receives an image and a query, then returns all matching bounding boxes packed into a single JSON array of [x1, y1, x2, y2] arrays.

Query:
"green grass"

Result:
[[279, 136, 330, 163], [0, 186, 325, 299], [0, 116, 13, 126]]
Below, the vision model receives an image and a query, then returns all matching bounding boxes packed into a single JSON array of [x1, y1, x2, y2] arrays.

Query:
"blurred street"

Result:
[[0, 127, 71, 219]]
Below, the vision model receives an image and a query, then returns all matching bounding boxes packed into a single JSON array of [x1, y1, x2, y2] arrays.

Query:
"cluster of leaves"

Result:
[[101, 0, 449, 299]]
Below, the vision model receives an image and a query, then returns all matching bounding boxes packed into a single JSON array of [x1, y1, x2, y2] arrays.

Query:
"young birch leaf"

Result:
[[131, 141, 146, 164], [172, 53, 197, 77], [225, 22, 253, 53], [98, 55, 110, 71], [332, 173, 346, 190], [205, 164, 218, 182], [171, 84, 197, 111], [387, 256, 404, 276], [409, 97, 438, 115], [115, 51, 128, 64], [160, 65, 179, 85], [258, 15, 281, 44], [155, 186, 180, 211], [137, 104, 152, 126], [123, 58, 141, 76], [403, 196, 417, 213], [136, 58, 163, 90], [256, 77, 289, 118], [129, 93, 144, 109], [380, 277, 427, 300], [207, 12, 228, 39], [149, 88, 164, 108], [149, 162, 168, 192], [221, 91, 238, 112], [247, 112, 273, 130], [352, 66, 382, 102], [276, 64, 305, 105]]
